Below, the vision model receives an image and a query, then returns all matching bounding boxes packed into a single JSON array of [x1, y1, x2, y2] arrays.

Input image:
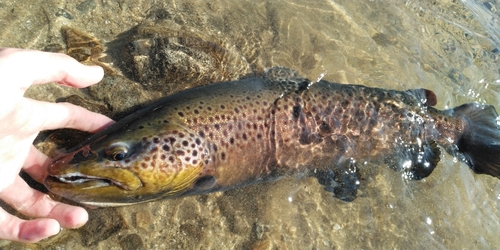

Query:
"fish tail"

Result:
[[453, 103, 500, 178]]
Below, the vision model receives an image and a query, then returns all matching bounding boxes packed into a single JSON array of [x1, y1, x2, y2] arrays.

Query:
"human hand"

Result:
[[0, 48, 114, 243]]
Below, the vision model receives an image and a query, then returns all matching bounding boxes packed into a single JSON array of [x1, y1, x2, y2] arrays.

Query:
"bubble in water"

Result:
[[25, 20, 32, 30], [426, 217, 432, 225]]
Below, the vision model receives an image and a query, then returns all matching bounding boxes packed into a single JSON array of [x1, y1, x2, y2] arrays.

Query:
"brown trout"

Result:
[[44, 67, 500, 206]]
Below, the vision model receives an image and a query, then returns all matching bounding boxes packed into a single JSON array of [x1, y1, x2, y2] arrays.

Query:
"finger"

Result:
[[0, 175, 88, 229], [22, 145, 50, 183], [0, 207, 60, 243], [19, 99, 114, 133], [0, 48, 104, 89]]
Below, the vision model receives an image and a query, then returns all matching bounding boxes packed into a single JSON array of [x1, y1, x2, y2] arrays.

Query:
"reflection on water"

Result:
[[1, 0, 500, 249]]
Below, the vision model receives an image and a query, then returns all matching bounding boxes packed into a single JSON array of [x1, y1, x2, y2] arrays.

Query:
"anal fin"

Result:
[[315, 159, 360, 202]]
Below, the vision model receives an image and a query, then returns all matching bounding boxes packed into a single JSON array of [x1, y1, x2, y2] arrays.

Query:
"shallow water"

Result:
[[1, 0, 500, 249]]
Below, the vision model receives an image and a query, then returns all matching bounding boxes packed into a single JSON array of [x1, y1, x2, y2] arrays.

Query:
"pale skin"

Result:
[[0, 48, 114, 243]]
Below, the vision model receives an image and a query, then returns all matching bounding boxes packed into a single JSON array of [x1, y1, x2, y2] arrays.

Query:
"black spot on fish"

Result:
[[319, 122, 332, 135], [341, 100, 350, 108], [298, 80, 310, 92], [293, 106, 301, 119]]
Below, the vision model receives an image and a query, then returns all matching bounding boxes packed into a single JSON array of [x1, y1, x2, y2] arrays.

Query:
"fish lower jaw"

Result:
[[46, 173, 134, 190]]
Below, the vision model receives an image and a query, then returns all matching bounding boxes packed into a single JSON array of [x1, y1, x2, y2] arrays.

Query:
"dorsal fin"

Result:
[[264, 66, 312, 95]]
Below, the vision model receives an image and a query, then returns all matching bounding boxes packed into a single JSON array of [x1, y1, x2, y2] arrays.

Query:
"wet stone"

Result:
[[179, 222, 203, 240], [79, 209, 126, 247], [134, 211, 153, 231], [57, 94, 111, 116], [248, 238, 273, 250], [76, 0, 96, 13], [119, 234, 144, 250], [55, 8, 73, 20], [372, 33, 394, 47]]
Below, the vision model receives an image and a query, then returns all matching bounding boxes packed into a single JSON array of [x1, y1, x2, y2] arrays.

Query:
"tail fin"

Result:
[[454, 103, 500, 178]]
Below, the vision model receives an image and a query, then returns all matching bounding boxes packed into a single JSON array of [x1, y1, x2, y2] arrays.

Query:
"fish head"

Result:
[[44, 122, 215, 207]]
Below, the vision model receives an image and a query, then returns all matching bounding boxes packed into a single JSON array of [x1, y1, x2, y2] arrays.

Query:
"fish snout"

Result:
[[48, 147, 95, 175]]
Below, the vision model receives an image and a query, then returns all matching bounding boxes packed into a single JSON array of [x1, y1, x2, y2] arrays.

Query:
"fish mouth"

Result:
[[44, 169, 146, 207], [46, 172, 131, 190], [45, 166, 143, 192]]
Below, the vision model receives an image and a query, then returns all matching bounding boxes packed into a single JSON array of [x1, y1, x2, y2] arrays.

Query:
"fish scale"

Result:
[[45, 67, 500, 206]]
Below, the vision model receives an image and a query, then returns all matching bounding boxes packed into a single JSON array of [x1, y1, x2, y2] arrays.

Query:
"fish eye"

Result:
[[105, 143, 129, 161]]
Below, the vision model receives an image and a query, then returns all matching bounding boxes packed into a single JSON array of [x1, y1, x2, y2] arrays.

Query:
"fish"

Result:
[[44, 67, 500, 207]]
